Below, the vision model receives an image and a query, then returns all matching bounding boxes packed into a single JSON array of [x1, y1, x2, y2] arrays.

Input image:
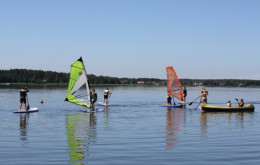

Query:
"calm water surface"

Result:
[[0, 87, 260, 165]]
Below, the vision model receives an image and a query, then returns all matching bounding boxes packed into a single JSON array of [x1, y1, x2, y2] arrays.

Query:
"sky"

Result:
[[0, 0, 260, 79]]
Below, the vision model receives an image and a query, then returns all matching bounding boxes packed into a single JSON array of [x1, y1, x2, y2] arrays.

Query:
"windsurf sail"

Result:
[[65, 57, 90, 108], [166, 66, 183, 101]]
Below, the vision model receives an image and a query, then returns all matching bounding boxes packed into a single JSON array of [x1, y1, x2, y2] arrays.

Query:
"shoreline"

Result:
[[1, 83, 260, 88]]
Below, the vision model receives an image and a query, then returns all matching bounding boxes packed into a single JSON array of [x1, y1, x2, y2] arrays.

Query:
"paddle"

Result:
[[189, 96, 201, 106], [195, 101, 201, 110], [235, 98, 239, 104], [26, 95, 30, 110], [109, 88, 113, 98]]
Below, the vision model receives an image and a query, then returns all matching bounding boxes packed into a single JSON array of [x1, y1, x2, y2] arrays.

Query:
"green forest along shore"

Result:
[[1, 69, 260, 87]]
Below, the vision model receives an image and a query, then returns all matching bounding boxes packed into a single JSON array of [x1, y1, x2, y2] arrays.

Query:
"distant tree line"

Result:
[[0, 69, 165, 85], [1, 69, 260, 87], [0, 69, 69, 84], [179, 79, 260, 87]]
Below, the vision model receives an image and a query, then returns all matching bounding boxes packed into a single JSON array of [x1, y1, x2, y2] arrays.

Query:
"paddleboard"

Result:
[[96, 108, 104, 112], [13, 108, 39, 113], [160, 104, 183, 108], [178, 102, 186, 104], [82, 108, 104, 112], [98, 102, 109, 106], [252, 101, 260, 104]]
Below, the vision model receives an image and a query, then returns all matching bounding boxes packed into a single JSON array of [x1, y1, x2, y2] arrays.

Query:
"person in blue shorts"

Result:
[[200, 87, 208, 105]]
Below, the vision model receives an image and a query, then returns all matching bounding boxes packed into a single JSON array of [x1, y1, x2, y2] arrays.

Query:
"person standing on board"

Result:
[[103, 88, 111, 105], [200, 87, 208, 105], [166, 93, 172, 105], [90, 89, 97, 110], [19, 86, 29, 111], [182, 87, 187, 103]]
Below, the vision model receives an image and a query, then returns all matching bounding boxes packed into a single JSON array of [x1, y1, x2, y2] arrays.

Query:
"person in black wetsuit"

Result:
[[182, 87, 187, 102], [19, 86, 29, 111], [166, 94, 172, 105], [90, 89, 97, 110]]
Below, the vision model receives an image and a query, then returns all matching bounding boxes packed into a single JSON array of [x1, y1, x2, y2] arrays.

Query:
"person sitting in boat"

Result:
[[166, 94, 172, 105], [200, 87, 208, 105], [226, 100, 232, 107], [90, 89, 97, 110], [236, 99, 244, 107]]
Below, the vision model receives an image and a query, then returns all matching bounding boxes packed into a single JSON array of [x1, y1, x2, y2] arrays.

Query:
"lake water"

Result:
[[0, 86, 260, 165]]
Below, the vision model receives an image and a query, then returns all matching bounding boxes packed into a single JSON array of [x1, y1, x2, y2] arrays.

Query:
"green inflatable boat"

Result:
[[202, 104, 255, 112]]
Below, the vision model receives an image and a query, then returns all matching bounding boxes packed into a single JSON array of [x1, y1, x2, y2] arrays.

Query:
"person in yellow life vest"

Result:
[[103, 88, 111, 105]]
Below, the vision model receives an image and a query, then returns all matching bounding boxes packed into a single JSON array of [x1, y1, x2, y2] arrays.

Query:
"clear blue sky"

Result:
[[0, 0, 259, 79]]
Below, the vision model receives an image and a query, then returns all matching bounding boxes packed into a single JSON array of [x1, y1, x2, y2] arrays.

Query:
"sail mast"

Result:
[[80, 57, 90, 103]]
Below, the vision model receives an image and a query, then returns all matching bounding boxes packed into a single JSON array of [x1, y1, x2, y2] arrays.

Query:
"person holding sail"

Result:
[[182, 87, 187, 102], [166, 93, 172, 105], [103, 88, 111, 105], [90, 89, 97, 110], [19, 86, 29, 111]]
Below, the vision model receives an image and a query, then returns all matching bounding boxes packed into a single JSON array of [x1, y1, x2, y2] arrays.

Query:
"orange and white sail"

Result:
[[166, 66, 183, 101]]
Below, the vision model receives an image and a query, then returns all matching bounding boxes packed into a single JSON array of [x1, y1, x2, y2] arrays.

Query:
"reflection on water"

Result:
[[20, 114, 29, 147], [165, 108, 183, 150], [66, 112, 97, 164], [101, 106, 109, 131], [200, 112, 208, 140], [200, 111, 255, 139]]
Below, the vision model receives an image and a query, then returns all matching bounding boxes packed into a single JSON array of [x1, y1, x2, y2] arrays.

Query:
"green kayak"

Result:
[[202, 104, 255, 112]]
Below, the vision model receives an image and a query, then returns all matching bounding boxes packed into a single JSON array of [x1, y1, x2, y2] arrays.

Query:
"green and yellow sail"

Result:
[[65, 57, 90, 108]]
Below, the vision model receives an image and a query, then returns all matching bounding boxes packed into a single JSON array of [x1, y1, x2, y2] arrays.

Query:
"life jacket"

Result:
[[104, 90, 109, 96], [91, 92, 97, 101]]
